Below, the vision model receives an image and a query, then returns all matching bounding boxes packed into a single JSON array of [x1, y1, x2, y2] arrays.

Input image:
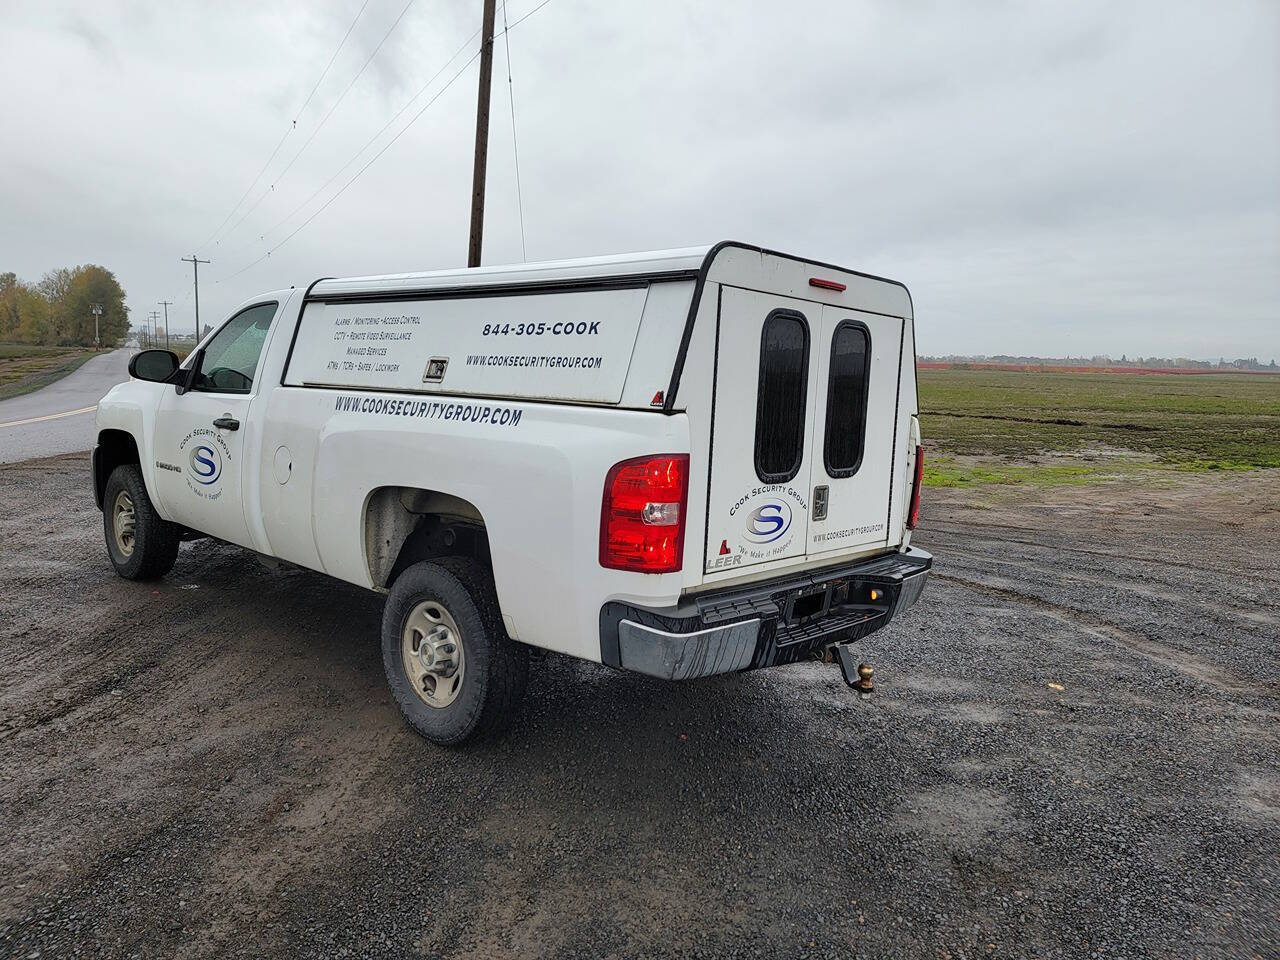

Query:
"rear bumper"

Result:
[[599, 547, 932, 680]]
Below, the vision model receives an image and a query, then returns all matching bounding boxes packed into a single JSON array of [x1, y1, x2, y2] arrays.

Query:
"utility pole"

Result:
[[149, 311, 161, 349], [181, 255, 210, 341], [159, 300, 173, 351], [467, 0, 498, 268], [90, 302, 103, 350]]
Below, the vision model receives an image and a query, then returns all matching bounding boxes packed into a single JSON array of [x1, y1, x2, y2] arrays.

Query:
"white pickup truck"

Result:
[[94, 242, 931, 744]]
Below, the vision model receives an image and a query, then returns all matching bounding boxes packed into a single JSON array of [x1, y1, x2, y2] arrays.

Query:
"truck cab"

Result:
[[93, 242, 930, 744]]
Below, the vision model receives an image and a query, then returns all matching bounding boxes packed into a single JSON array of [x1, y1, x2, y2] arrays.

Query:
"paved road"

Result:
[[0, 459, 1275, 958], [0, 348, 131, 464]]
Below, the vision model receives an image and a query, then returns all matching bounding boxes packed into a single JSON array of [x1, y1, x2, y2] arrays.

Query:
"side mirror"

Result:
[[128, 349, 179, 383]]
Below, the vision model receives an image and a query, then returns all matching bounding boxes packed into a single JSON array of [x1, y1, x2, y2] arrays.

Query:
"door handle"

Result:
[[213, 416, 240, 432], [813, 484, 829, 521]]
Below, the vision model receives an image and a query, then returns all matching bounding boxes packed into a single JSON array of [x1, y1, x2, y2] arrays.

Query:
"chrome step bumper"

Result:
[[600, 547, 932, 680]]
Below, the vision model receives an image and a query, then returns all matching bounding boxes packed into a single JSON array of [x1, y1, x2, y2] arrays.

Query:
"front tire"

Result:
[[103, 464, 180, 580], [382, 558, 528, 745]]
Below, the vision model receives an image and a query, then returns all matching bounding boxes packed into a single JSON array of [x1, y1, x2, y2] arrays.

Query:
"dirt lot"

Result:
[[1, 454, 1277, 959]]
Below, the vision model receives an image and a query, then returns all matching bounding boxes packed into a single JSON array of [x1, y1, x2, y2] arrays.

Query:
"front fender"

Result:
[[95, 381, 168, 519]]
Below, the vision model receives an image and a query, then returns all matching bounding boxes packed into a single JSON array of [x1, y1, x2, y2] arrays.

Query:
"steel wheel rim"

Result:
[[401, 600, 465, 708], [113, 490, 136, 557]]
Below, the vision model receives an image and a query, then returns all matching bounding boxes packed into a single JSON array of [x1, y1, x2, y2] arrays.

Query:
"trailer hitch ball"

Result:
[[834, 645, 875, 697], [856, 663, 875, 695]]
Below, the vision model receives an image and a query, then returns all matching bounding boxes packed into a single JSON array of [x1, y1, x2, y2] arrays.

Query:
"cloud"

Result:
[[0, 0, 1276, 358]]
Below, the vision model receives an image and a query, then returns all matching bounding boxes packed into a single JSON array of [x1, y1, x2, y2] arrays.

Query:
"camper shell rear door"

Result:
[[701, 268, 907, 581]]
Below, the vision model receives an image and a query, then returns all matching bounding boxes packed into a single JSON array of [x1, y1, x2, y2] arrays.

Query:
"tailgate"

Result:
[[703, 285, 905, 579]]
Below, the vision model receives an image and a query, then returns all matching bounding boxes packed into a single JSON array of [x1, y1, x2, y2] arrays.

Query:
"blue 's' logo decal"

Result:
[[189, 444, 222, 485], [746, 501, 792, 543]]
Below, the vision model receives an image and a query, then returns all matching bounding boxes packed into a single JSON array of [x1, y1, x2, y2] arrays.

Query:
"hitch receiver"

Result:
[[834, 642, 875, 686], [835, 645, 875, 696]]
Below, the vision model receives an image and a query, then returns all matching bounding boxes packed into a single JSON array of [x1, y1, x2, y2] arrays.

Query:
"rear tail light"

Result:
[[907, 444, 924, 530], [600, 454, 689, 573]]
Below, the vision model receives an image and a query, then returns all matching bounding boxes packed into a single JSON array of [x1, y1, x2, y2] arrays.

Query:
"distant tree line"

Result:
[[0, 265, 129, 347], [923, 353, 1279, 371]]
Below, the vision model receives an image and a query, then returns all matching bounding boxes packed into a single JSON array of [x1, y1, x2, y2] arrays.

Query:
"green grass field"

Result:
[[918, 369, 1280, 486], [0, 343, 90, 360], [0, 343, 97, 401]]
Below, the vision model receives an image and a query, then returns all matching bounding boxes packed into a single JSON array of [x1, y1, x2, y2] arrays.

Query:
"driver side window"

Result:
[[192, 302, 278, 394]]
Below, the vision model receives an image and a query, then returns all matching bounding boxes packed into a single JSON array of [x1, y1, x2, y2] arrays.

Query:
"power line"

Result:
[[506, 0, 554, 31], [195, 0, 375, 254], [195, 127, 291, 253], [217, 0, 418, 246], [217, 46, 481, 283], [500, 0, 527, 262], [258, 0, 543, 251], [215, 0, 557, 283], [296, 0, 375, 119], [258, 27, 481, 245]]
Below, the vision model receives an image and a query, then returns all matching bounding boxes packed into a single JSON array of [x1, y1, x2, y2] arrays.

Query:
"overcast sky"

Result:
[[2, 0, 1277, 358]]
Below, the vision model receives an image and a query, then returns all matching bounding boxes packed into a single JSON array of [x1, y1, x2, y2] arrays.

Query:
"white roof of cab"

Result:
[[309, 246, 713, 298]]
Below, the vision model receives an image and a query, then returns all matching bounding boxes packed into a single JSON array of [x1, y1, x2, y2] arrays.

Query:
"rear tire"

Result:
[[103, 464, 180, 580], [381, 558, 528, 745]]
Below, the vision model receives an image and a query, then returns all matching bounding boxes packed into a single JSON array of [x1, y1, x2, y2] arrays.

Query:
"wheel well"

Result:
[[94, 430, 140, 509], [365, 487, 492, 590]]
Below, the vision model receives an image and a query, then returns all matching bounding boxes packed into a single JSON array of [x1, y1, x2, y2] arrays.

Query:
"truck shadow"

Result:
[[166, 540, 849, 813], [175, 541, 805, 750]]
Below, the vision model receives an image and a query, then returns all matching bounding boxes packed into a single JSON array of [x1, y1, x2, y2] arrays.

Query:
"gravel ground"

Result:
[[0, 455, 1276, 959]]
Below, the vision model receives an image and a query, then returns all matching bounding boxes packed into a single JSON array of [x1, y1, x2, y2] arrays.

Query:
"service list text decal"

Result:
[[285, 288, 648, 404]]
